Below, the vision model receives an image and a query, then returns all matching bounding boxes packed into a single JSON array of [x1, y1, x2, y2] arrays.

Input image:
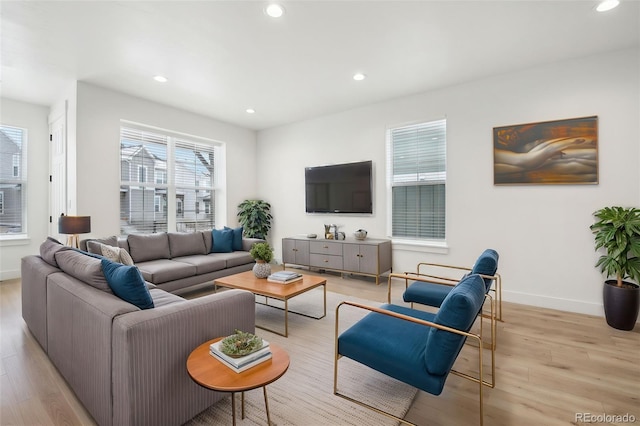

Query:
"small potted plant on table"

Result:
[[250, 242, 274, 278]]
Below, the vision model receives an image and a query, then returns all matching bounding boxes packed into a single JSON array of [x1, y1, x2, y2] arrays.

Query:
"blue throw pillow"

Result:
[[224, 226, 243, 251], [101, 258, 154, 310], [211, 228, 234, 253]]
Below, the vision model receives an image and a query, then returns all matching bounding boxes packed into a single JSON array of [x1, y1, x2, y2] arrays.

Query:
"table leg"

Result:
[[284, 299, 288, 337], [231, 392, 236, 426], [241, 391, 245, 419], [263, 386, 271, 425]]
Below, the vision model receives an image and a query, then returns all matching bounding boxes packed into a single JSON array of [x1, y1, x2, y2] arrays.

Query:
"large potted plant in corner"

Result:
[[590, 206, 640, 330], [237, 200, 273, 239], [250, 242, 274, 278]]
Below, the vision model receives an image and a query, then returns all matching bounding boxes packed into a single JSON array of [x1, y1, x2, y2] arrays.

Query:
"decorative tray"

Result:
[[220, 330, 264, 358]]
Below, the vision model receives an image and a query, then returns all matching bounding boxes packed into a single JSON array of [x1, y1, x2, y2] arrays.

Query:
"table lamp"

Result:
[[58, 215, 91, 248]]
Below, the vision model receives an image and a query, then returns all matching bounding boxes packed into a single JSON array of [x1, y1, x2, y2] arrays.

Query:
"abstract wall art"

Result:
[[493, 116, 598, 185]]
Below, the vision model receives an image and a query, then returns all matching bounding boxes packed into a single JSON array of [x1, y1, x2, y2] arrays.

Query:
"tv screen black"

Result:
[[305, 160, 373, 214]]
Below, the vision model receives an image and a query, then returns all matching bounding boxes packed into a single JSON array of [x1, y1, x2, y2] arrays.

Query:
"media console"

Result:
[[282, 237, 392, 285]]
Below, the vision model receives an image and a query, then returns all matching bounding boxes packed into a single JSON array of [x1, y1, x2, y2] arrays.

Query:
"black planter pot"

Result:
[[603, 279, 640, 331]]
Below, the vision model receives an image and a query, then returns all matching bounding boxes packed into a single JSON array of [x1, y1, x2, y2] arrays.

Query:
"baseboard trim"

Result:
[[0, 269, 21, 281], [503, 289, 604, 317]]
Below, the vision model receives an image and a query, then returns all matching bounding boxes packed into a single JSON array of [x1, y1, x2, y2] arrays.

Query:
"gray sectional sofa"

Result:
[[80, 230, 264, 294], [21, 231, 264, 426]]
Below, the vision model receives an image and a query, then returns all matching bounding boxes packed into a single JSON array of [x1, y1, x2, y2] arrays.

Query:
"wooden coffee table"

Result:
[[214, 270, 326, 337], [187, 338, 289, 426]]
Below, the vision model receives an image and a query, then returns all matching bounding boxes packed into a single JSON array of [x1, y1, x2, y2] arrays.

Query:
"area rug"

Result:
[[185, 289, 418, 425]]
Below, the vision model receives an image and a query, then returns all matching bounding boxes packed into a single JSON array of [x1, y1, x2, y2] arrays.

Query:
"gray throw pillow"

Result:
[[40, 237, 71, 267]]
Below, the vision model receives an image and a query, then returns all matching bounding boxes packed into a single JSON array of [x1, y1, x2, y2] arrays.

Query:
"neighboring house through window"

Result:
[[120, 124, 221, 234], [386, 118, 446, 242], [0, 125, 27, 236]]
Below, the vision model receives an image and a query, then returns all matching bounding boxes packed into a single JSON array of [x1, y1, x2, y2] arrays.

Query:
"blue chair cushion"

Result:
[[338, 303, 450, 395], [211, 228, 234, 253], [425, 274, 485, 376], [471, 249, 499, 291], [403, 281, 452, 307], [101, 258, 154, 310]]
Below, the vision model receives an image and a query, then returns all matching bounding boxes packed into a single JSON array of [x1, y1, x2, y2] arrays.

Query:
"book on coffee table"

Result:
[[267, 271, 303, 284]]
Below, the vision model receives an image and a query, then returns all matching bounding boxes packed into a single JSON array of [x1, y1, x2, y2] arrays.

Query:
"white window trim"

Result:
[[0, 124, 27, 239]]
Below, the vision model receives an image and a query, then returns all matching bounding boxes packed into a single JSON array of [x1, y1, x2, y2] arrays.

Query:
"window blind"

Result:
[[174, 139, 216, 232], [388, 119, 446, 240], [120, 127, 169, 234]]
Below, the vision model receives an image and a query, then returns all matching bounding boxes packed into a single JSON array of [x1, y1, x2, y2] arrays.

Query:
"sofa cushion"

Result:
[[425, 274, 485, 376], [54, 249, 112, 293], [40, 237, 71, 267], [224, 226, 244, 251], [101, 259, 154, 310], [171, 255, 227, 275], [168, 232, 207, 258], [85, 236, 118, 254], [128, 233, 171, 263], [135, 259, 197, 284], [211, 228, 234, 253], [210, 251, 254, 269], [148, 288, 185, 308]]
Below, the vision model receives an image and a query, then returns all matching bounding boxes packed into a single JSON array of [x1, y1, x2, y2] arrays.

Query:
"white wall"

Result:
[[0, 99, 50, 280], [75, 83, 258, 238], [256, 48, 640, 316]]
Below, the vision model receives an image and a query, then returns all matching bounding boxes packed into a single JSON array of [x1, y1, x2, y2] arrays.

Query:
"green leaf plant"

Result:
[[237, 200, 273, 239], [590, 206, 640, 287]]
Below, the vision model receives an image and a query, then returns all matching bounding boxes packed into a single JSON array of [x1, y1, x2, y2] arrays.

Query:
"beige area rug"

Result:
[[185, 288, 418, 425]]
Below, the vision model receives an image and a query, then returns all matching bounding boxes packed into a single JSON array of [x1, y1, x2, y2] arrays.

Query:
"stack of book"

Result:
[[267, 271, 303, 284], [209, 339, 272, 373]]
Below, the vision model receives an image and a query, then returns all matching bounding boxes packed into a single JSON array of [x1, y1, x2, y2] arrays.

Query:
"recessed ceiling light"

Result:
[[246, 108, 256, 114], [353, 73, 366, 81], [596, 0, 620, 12], [153, 75, 168, 83], [265, 4, 284, 18]]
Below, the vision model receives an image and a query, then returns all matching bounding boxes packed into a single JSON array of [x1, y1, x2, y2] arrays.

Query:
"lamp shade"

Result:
[[58, 215, 91, 234]]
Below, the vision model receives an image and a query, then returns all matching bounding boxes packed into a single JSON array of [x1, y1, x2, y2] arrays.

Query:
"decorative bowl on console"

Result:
[[354, 229, 368, 240]]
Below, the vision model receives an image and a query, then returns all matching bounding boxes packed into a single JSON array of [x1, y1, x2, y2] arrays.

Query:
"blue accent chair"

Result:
[[335, 274, 489, 425], [388, 249, 500, 386]]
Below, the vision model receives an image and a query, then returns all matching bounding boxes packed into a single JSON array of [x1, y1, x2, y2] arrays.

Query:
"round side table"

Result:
[[187, 337, 289, 425]]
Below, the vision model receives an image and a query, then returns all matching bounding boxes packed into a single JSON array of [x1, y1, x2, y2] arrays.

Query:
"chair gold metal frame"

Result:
[[334, 301, 490, 426]]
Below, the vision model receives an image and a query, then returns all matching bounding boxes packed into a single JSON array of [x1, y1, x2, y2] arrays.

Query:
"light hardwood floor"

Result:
[[1, 271, 639, 425]]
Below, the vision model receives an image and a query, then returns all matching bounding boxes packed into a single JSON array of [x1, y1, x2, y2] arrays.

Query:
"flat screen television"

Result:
[[305, 160, 373, 214]]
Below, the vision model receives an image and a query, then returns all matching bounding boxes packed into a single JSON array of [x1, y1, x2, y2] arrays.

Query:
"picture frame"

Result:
[[493, 116, 598, 185]]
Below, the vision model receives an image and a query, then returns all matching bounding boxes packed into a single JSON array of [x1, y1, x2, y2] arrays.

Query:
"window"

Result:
[[12, 154, 20, 177], [387, 119, 446, 241], [155, 168, 167, 184], [138, 165, 148, 183], [0, 125, 26, 235], [120, 125, 221, 234]]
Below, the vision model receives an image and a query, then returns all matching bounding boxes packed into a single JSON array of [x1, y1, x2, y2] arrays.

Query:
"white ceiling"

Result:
[[2, 1, 639, 131]]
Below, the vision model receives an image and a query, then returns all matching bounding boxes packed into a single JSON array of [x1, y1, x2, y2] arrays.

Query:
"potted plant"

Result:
[[590, 206, 640, 330], [250, 242, 274, 278], [237, 200, 273, 239]]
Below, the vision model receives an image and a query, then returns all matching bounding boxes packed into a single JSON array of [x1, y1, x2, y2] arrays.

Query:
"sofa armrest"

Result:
[[242, 237, 265, 252], [112, 289, 256, 426]]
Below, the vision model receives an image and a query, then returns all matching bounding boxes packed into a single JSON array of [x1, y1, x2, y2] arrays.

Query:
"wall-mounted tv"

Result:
[[305, 160, 373, 214]]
